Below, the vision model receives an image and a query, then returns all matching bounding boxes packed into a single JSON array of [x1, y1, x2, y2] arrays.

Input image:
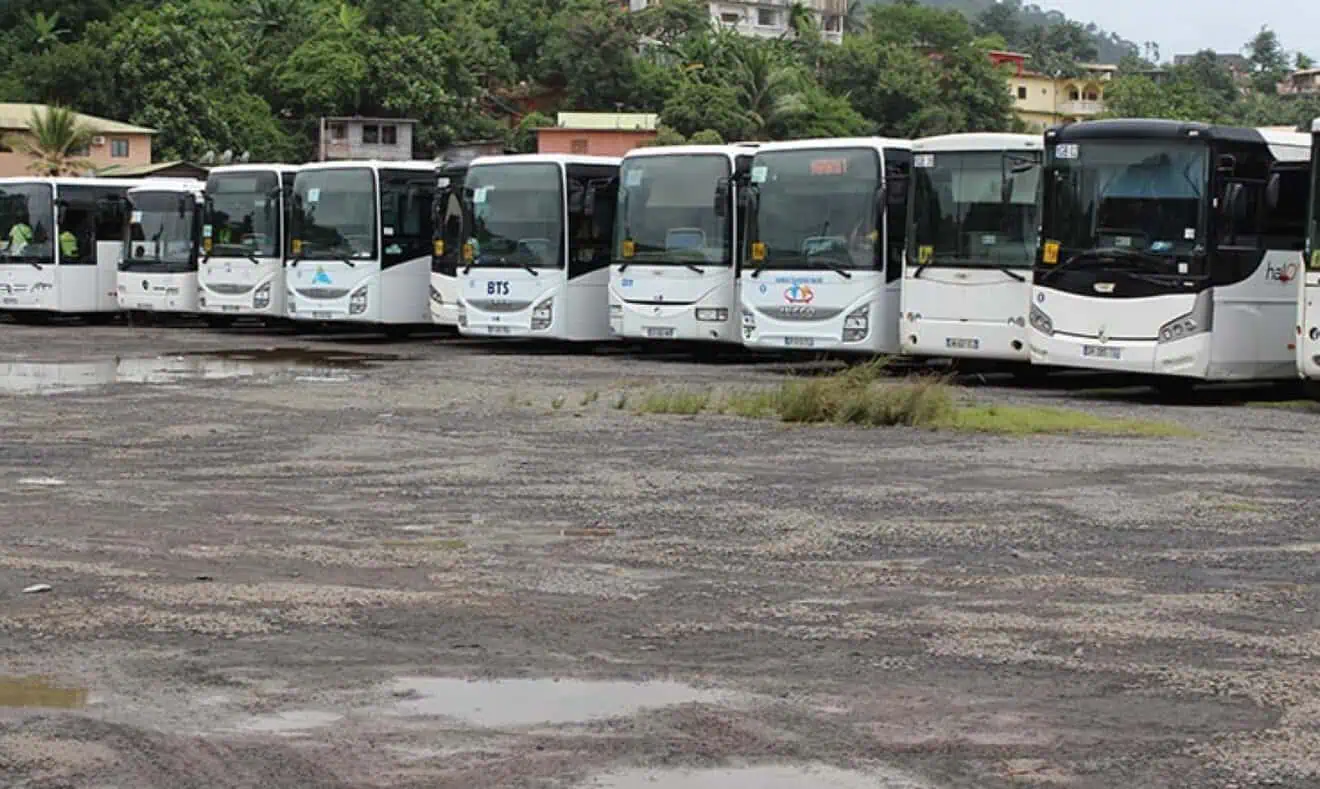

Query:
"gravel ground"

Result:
[[1, 319, 1319, 789]]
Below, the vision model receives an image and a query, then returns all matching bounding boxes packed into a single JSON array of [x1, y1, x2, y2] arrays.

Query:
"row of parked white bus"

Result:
[[2, 117, 1319, 392]]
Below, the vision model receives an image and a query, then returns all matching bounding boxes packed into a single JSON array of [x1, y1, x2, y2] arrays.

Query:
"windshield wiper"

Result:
[[491, 254, 539, 276], [1039, 246, 1168, 284], [807, 253, 852, 280]]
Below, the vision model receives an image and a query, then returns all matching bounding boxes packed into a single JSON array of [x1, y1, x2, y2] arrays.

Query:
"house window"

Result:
[[571, 138, 589, 154], [362, 124, 379, 144], [756, 8, 777, 26], [719, 12, 739, 23], [823, 14, 841, 32], [382, 125, 397, 145], [70, 144, 90, 156], [110, 139, 130, 158], [1084, 90, 1099, 101], [1068, 89, 1080, 101], [1017, 86, 1028, 100], [330, 123, 346, 140]]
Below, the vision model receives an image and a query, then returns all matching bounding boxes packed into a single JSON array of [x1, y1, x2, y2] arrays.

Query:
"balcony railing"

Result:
[[1058, 100, 1105, 116]]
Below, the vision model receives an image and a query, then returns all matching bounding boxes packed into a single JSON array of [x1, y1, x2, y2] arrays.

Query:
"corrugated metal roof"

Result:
[[0, 103, 155, 134], [555, 112, 659, 131], [99, 161, 208, 177]]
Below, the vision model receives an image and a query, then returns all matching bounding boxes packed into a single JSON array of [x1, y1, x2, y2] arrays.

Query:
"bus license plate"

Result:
[[784, 337, 815, 348], [220, 305, 240, 312], [1, 297, 15, 305], [135, 302, 151, 309], [312, 311, 334, 319], [488, 325, 512, 335], [946, 337, 979, 350], [645, 326, 675, 338], [1082, 345, 1121, 360]]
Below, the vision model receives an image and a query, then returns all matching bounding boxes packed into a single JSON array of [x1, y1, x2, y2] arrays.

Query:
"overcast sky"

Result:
[[1031, 1, 1319, 62]]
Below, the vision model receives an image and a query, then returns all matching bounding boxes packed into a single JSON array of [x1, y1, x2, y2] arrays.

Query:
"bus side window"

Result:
[[1262, 164, 1310, 251], [379, 171, 435, 267]]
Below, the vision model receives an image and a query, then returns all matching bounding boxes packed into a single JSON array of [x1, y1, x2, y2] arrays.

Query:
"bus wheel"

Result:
[[1302, 380, 1320, 401], [203, 316, 237, 329]]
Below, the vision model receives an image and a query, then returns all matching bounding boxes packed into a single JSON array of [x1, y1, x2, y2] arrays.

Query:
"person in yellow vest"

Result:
[[7, 216, 32, 255], [59, 229, 78, 260]]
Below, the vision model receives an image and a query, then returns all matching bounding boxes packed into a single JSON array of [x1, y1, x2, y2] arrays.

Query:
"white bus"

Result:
[[458, 154, 620, 342], [1029, 119, 1311, 390], [609, 144, 758, 344], [1298, 118, 1320, 387], [118, 179, 207, 316], [0, 177, 143, 323], [199, 164, 298, 324], [739, 137, 912, 354], [902, 133, 1043, 366], [286, 160, 435, 335], [430, 161, 468, 327]]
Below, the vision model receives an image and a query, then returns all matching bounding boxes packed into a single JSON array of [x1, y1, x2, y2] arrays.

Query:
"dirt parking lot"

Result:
[[1, 320, 1319, 789]]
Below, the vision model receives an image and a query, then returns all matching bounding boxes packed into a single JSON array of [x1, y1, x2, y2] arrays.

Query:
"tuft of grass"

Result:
[[637, 387, 711, 415], [1248, 400, 1320, 413], [623, 364, 1194, 438], [612, 391, 629, 410], [580, 390, 600, 406], [950, 404, 1193, 437], [550, 395, 566, 410]]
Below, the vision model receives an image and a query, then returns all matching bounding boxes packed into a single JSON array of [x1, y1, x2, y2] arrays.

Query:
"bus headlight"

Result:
[[842, 305, 869, 342], [696, 307, 728, 322], [253, 282, 271, 310], [1157, 290, 1212, 343], [741, 308, 755, 339], [531, 298, 553, 330], [349, 285, 368, 315], [609, 302, 622, 317], [1029, 304, 1053, 336], [457, 304, 467, 328], [430, 285, 443, 304]]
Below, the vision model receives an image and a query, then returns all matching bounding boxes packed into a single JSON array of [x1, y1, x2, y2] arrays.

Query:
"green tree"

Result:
[[22, 11, 69, 52], [2, 105, 96, 175], [539, 0, 640, 109], [1245, 26, 1290, 95], [688, 129, 724, 144], [661, 80, 755, 141]]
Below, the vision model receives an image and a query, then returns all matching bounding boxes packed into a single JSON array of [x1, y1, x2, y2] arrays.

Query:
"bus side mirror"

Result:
[[1216, 154, 1237, 177], [178, 196, 189, 218], [1265, 172, 1281, 210], [714, 180, 729, 217]]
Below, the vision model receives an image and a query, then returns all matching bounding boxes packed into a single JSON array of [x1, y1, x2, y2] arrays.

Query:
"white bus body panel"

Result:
[[613, 267, 740, 342], [1, 262, 56, 311], [1030, 250, 1302, 380], [118, 271, 199, 313], [200, 257, 285, 317], [900, 269, 1031, 361], [1301, 270, 1320, 380], [461, 267, 612, 341], [740, 270, 899, 354], [431, 272, 459, 326], [289, 256, 430, 324]]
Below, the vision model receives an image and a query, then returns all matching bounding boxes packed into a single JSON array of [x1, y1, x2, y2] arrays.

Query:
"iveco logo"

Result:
[[780, 305, 817, 317], [1093, 282, 1115, 293]]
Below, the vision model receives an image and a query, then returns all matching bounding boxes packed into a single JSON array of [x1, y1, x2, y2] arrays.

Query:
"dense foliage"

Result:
[[0, 0, 1314, 165]]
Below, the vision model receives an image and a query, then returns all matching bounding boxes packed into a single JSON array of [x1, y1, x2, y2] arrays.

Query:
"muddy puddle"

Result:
[[0, 676, 87, 709], [386, 677, 726, 727], [581, 765, 932, 789], [0, 347, 400, 395]]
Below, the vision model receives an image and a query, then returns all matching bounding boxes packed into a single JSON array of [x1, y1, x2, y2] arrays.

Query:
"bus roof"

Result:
[[469, 153, 621, 169], [295, 160, 437, 174], [128, 179, 206, 196], [912, 132, 1042, 153], [1312, 117, 1320, 133], [622, 144, 755, 161], [1048, 118, 1309, 148], [752, 136, 913, 155], [207, 163, 300, 176], [0, 176, 151, 188]]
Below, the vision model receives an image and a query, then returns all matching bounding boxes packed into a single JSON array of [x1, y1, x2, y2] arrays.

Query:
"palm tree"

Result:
[[2, 106, 98, 176], [727, 43, 808, 137], [23, 11, 69, 51]]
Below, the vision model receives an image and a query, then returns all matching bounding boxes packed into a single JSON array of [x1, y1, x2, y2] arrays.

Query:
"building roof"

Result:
[[99, 161, 209, 178], [0, 103, 155, 135], [551, 112, 659, 131], [322, 116, 418, 124]]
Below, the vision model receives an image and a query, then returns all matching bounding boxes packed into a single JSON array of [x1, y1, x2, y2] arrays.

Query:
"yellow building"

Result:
[[991, 52, 1117, 131]]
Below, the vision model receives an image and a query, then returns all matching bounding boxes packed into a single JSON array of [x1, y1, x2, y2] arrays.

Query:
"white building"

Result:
[[626, 0, 846, 44]]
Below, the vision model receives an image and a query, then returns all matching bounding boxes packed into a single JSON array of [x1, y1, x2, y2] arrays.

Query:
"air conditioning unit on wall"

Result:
[[91, 136, 106, 146]]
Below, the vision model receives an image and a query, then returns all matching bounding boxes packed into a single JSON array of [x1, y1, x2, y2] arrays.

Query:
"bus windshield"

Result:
[[1043, 140, 1207, 269], [748, 148, 880, 271], [1310, 130, 1320, 267], [911, 150, 1040, 269], [125, 192, 196, 265], [205, 171, 281, 258], [289, 168, 376, 261], [465, 163, 563, 269], [0, 183, 55, 266], [615, 155, 731, 265]]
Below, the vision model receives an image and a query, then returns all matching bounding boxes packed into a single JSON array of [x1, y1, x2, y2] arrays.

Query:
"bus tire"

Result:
[[1152, 377, 1196, 402]]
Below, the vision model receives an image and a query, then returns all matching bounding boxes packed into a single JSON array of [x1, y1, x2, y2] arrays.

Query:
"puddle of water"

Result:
[[0, 676, 88, 709], [0, 347, 398, 395], [583, 765, 932, 789], [232, 710, 343, 733], [388, 677, 723, 727]]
